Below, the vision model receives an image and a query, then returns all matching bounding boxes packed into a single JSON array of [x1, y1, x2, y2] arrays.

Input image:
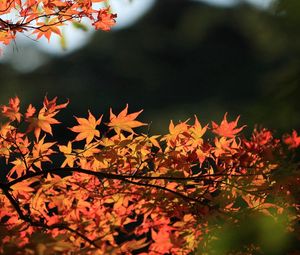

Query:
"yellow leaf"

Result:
[[107, 104, 146, 135], [69, 111, 102, 144]]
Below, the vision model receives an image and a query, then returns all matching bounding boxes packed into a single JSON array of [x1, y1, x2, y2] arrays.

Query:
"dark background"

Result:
[[1, 0, 299, 137]]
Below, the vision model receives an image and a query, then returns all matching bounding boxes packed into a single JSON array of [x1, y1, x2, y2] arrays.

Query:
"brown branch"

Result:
[[0, 7, 77, 33], [3, 166, 269, 209], [6, 167, 261, 187], [5, 167, 204, 203], [121, 178, 203, 203], [0, 0, 14, 13]]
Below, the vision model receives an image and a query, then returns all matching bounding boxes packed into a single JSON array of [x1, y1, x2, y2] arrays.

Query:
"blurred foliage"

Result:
[[0, 0, 299, 137], [0, 225, 73, 255], [198, 211, 298, 255]]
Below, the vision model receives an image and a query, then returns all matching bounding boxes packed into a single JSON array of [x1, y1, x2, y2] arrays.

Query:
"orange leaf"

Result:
[[69, 111, 102, 144], [32, 135, 56, 168], [191, 115, 207, 139], [107, 104, 146, 135], [120, 238, 149, 252], [26, 109, 60, 139], [25, 104, 36, 118], [93, 8, 117, 31], [11, 180, 35, 193], [212, 113, 246, 138], [43, 96, 69, 114], [1, 96, 22, 122], [58, 141, 76, 167], [283, 130, 300, 149]]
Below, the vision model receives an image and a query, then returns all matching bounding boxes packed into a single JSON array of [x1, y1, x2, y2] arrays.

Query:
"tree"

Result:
[[0, 96, 299, 254], [0, 0, 116, 46]]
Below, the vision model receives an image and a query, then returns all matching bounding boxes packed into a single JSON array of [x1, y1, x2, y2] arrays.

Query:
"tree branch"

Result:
[[0, 182, 100, 248]]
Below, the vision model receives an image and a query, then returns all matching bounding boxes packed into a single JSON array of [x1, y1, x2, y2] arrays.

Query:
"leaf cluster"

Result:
[[0, 0, 117, 47], [0, 96, 299, 254]]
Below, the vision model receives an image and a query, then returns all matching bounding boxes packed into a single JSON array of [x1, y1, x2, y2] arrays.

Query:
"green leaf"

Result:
[[72, 22, 88, 32], [60, 32, 67, 51]]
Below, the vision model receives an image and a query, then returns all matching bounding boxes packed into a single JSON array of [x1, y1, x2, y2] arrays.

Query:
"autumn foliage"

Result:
[[0, 0, 116, 46], [0, 96, 299, 254]]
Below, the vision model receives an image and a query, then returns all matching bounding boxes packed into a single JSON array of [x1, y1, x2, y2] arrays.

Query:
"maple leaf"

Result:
[[148, 135, 161, 150], [33, 18, 63, 41], [1, 96, 22, 122], [43, 96, 69, 113], [188, 115, 208, 149], [107, 104, 147, 135], [69, 111, 102, 144], [43, 96, 69, 114], [283, 130, 300, 149], [196, 145, 210, 165], [58, 141, 76, 167], [26, 108, 60, 139], [8, 157, 30, 180], [11, 179, 36, 200], [213, 137, 233, 157], [212, 113, 246, 138], [25, 104, 36, 118], [150, 226, 173, 254], [11, 181, 34, 193], [26, 97, 68, 139], [32, 135, 56, 169], [93, 8, 117, 31], [191, 115, 207, 139], [0, 31, 16, 45], [13, 134, 31, 155], [120, 238, 149, 252]]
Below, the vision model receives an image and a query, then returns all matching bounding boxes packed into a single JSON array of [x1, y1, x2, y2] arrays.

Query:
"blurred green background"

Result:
[[0, 0, 299, 136]]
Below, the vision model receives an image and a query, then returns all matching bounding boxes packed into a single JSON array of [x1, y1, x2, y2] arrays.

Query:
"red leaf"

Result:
[[212, 113, 246, 138]]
